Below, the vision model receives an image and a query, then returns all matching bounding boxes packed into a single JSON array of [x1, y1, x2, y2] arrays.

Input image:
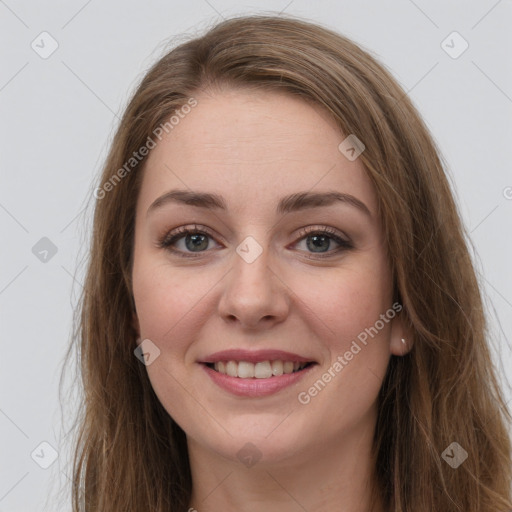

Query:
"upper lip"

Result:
[[200, 349, 316, 364]]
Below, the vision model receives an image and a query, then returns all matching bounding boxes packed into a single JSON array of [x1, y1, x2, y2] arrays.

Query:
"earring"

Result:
[[401, 338, 406, 345]]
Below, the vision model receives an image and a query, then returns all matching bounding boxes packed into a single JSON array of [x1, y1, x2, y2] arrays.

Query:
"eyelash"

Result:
[[157, 224, 353, 259]]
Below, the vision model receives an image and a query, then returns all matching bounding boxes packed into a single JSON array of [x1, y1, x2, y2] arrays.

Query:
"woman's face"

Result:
[[131, 88, 409, 466]]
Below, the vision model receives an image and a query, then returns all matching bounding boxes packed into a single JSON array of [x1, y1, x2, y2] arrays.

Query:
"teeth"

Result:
[[254, 361, 272, 378], [226, 361, 238, 377], [237, 361, 254, 378], [213, 360, 309, 379], [283, 361, 294, 374], [271, 360, 283, 376]]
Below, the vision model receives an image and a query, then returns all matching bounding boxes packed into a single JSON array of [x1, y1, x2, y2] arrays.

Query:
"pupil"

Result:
[[307, 235, 329, 252], [186, 234, 208, 251]]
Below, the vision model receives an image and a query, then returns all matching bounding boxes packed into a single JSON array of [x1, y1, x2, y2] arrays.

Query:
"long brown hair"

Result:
[[62, 14, 512, 511]]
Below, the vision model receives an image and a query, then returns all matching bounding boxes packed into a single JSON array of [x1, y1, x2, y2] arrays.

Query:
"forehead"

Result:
[[137, 89, 377, 218]]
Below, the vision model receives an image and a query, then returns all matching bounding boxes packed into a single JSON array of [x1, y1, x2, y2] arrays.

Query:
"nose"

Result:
[[217, 243, 290, 330]]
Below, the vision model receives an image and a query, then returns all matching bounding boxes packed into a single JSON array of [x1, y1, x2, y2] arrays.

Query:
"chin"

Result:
[[188, 414, 316, 467]]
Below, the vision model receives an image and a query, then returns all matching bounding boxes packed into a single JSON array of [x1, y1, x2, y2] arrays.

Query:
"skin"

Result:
[[131, 87, 413, 512]]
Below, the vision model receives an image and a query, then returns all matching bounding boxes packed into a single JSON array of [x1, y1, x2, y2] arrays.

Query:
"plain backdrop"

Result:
[[1, 1, 511, 510]]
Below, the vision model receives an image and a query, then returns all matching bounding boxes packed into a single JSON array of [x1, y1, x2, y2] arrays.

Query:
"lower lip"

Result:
[[201, 363, 315, 397]]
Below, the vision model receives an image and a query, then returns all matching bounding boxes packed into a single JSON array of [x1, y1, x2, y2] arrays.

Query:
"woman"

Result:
[[64, 14, 512, 511]]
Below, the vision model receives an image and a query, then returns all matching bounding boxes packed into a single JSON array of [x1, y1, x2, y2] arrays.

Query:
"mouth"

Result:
[[204, 360, 316, 379], [199, 350, 318, 397]]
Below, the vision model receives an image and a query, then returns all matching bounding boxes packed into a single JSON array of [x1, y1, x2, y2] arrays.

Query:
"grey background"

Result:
[[1, 1, 511, 510]]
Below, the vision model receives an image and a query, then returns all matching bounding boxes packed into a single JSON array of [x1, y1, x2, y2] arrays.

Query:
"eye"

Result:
[[158, 224, 219, 257], [293, 226, 353, 258], [158, 224, 353, 259]]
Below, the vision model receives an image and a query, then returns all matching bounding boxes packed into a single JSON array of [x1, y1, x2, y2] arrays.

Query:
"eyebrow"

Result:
[[147, 189, 372, 217]]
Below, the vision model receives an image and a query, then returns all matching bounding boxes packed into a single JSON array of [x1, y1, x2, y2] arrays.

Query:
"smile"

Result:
[[199, 349, 318, 397], [207, 360, 313, 379]]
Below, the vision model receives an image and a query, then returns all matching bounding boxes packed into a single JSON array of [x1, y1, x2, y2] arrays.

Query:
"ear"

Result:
[[389, 310, 414, 356]]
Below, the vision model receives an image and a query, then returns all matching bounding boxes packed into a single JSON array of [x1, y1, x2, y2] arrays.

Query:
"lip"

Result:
[[201, 362, 316, 397], [200, 349, 316, 364]]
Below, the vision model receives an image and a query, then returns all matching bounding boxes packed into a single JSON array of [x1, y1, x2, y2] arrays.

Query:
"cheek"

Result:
[[291, 261, 392, 347], [132, 256, 200, 341], [293, 265, 393, 419], [131, 259, 207, 429]]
